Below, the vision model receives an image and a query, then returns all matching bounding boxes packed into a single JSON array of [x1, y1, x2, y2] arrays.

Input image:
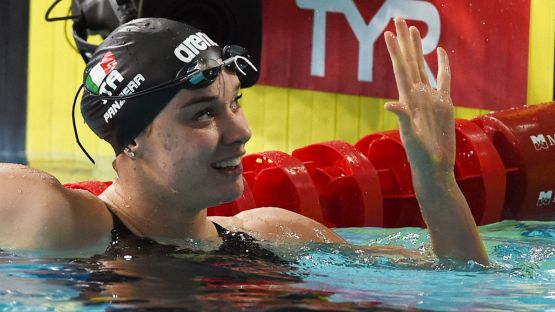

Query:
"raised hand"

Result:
[[384, 17, 455, 175], [383, 17, 489, 265]]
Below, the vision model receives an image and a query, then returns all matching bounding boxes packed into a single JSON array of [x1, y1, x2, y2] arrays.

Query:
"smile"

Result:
[[211, 156, 242, 169]]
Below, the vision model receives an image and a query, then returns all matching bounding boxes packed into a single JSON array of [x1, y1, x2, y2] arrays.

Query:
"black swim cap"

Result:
[[80, 18, 257, 156]]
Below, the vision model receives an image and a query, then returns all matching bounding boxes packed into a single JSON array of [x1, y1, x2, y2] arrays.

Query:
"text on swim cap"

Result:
[[99, 70, 124, 96], [174, 32, 218, 63], [103, 73, 146, 123]]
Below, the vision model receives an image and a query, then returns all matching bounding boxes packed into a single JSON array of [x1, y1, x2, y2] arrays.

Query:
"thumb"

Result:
[[385, 102, 416, 148], [384, 102, 411, 129]]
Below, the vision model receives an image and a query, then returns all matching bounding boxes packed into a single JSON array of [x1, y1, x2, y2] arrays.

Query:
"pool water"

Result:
[[0, 220, 553, 311]]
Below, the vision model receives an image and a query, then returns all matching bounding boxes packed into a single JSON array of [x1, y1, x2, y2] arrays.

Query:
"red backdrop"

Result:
[[258, 0, 530, 110]]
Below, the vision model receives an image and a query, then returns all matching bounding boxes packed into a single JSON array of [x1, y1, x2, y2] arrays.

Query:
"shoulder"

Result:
[[209, 207, 346, 244], [0, 164, 112, 252]]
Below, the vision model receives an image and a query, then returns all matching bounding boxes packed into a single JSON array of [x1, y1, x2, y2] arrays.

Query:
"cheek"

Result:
[[165, 136, 215, 191], [147, 122, 221, 172], [165, 130, 218, 169], [144, 127, 181, 173], [154, 128, 186, 156]]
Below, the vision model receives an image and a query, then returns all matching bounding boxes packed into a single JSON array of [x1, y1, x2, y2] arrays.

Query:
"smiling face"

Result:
[[132, 70, 251, 209]]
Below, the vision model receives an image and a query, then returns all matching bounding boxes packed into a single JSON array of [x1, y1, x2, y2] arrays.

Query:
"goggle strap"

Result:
[[90, 53, 258, 102], [92, 78, 182, 101], [224, 55, 258, 76], [72, 84, 96, 164]]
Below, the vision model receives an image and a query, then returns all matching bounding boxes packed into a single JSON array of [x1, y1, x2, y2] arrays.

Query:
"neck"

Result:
[[99, 177, 219, 241]]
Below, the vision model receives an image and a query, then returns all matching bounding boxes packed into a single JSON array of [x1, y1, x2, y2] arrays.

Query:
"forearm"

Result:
[[412, 169, 489, 265], [382, 18, 488, 265]]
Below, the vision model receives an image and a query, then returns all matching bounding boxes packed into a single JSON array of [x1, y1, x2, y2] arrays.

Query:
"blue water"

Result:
[[0, 220, 553, 311]]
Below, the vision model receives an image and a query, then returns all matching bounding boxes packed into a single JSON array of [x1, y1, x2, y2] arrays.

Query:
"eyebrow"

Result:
[[181, 95, 219, 108], [180, 83, 241, 108]]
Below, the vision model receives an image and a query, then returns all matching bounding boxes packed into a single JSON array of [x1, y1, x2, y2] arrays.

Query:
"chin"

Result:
[[211, 179, 244, 205]]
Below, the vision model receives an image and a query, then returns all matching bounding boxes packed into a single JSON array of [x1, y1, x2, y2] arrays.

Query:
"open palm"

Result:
[[384, 17, 455, 174]]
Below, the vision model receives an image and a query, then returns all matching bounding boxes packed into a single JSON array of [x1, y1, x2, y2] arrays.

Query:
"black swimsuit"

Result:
[[105, 210, 282, 262]]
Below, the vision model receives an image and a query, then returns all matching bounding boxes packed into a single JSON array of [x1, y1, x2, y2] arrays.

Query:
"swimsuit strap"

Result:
[[211, 221, 283, 263], [109, 208, 133, 238], [105, 208, 176, 256], [212, 221, 229, 237]]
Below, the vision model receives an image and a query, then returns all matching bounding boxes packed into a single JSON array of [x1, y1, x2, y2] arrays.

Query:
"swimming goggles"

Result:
[[91, 44, 258, 101]]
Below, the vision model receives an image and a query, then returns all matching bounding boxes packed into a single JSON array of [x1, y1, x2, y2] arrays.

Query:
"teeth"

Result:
[[213, 157, 242, 168]]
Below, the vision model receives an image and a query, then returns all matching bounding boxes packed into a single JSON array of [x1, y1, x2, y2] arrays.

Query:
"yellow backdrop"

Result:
[[26, 0, 555, 182]]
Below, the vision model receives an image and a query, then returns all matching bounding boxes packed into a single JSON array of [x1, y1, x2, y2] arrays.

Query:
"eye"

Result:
[[230, 93, 243, 112], [194, 109, 214, 122]]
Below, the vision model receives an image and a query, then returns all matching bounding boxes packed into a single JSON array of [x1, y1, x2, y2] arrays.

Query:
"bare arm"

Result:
[[214, 207, 421, 258], [211, 207, 346, 244], [0, 163, 112, 254], [213, 207, 424, 259], [383, 18, 488, 265]]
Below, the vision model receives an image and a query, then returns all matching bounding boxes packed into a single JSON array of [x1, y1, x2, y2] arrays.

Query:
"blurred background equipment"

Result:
[[68, 0, 261, 67], [70, 0, 139, 61]]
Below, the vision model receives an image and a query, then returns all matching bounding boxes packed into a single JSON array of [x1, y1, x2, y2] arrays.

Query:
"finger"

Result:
[[384, 102, 412, 129], [409, 26, 430, 86], [394, 17, 419, 83], [437, 47, 451, 93], [384, 31, 411, 97]]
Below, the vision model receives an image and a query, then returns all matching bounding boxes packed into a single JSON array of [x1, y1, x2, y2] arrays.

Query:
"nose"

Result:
[[221, 109, 252, 146]]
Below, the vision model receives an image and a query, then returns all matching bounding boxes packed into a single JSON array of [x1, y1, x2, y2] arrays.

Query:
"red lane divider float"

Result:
[[355, 130, 421, 227], [64, 181, 112, 196], [473, 103, 555, 220], [292, 141, 383, 227], [240, 151, 325, 224], [453, 120, 506, 225], [355, 120, 506, 227]]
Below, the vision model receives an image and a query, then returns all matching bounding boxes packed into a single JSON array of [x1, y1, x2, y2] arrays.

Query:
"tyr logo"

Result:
[[297, 0, 440, 86]]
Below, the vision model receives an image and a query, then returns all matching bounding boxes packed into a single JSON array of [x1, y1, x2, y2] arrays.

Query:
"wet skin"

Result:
[[0, 17, 488, 265]]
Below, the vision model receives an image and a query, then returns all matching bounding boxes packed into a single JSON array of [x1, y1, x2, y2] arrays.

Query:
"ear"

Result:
[[122, 138, 139, 161], [125, 125, 152, 157], [126, 138, 140, 153], [127, 124, 151, 152]]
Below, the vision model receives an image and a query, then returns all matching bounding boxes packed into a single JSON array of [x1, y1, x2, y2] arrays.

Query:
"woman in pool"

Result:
[[0, 17, 488, 265]]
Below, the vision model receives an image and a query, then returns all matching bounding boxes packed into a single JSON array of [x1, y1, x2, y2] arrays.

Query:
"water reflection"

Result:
[[1, 221, 554, 311], [75, 253, 394, 311]]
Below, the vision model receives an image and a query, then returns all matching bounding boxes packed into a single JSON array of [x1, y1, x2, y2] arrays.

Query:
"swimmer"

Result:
[[0, 17, 488, 265]]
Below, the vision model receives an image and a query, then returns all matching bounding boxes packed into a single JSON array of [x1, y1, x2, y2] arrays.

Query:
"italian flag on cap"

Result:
[[85, 51, 118, 95]]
